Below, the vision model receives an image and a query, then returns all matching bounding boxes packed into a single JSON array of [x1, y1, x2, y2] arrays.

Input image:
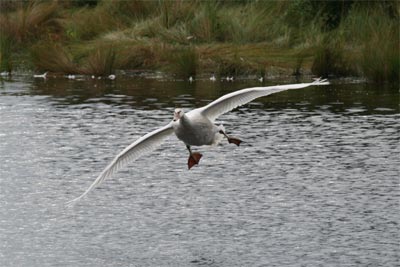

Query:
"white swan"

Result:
[[67, 78, 329, 204]]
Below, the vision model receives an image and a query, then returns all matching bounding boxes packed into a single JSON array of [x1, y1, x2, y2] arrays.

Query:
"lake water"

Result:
[[0, 74, 399, 266]]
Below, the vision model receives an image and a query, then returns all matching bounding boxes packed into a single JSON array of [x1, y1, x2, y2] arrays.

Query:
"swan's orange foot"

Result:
[[188, 152, 202, 170], [228, 137, 242, 146]]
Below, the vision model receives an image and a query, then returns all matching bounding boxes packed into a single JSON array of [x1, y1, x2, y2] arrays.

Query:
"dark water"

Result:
[[0, 75, 399, 266]]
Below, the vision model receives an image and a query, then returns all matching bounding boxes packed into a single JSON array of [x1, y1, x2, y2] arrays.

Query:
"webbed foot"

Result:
[[228, 137, 242, 146], [188, 152, 202, 170], [219, 130, 242, 146]]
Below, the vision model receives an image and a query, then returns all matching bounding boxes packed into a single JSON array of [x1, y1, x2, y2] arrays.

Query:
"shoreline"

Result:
[[1, 1, 398, 83]]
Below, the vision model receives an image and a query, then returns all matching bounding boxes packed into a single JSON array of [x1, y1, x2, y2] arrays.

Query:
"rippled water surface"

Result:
[[0, 75, 399, 266]]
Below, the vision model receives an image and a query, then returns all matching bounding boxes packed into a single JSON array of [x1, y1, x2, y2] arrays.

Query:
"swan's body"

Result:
[[173, 109, 223, 146], [67, 79, 329, 204]]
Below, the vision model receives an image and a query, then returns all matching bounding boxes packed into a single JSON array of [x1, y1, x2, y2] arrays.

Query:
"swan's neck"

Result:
[[179, 113, 190, 126], [172, 113, 189, 130]]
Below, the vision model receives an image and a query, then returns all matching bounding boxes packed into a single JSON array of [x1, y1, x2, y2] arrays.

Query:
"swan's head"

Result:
[[173, 108, 184, 121]]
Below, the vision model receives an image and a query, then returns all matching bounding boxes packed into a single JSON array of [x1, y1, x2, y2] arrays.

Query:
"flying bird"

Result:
[[67, 78, 329, 204]]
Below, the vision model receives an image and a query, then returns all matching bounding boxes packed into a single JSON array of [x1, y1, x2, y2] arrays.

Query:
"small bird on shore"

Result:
[[33, 72, 48, 79], [210, 74, 216, 82], [189, 76, 194, 83], [67, 78, 329, 204]]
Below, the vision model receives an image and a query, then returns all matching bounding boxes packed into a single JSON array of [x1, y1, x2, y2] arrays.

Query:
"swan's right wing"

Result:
[[67, 122, 174, 205], [198, 78, 329, 121]]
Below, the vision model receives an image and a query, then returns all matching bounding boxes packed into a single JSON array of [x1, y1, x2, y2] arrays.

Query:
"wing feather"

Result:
[[67, 122, 174, 205], [199, 78, 329, 121]]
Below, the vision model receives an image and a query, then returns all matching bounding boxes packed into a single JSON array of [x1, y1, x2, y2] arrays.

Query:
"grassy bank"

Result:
[[0, 0, 399, 83]]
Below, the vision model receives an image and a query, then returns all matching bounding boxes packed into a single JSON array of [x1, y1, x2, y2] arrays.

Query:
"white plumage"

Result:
[[67, 78, 329, 204]]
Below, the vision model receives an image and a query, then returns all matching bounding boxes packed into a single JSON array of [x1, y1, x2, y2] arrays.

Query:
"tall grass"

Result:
[[81, 45, 117, 76], [362, 31, 399, 83], [165, 45, 198, 78], [32, 41, 119, 76], [65, 6, 120, 41], [118, 43, 158, 69], [359, 11, 399, 82], [190, 2, 219, 42], [217, 2, 289, 44], [31, 42, 77, 73], [159, 0, 196, 29], [0, 32, 12, 72], [0, 1, 61, 44], [339, 3, 399, 82], [102, 0, 159, 22], [311, 37, 355, 77], [2, 0, 398, 82]]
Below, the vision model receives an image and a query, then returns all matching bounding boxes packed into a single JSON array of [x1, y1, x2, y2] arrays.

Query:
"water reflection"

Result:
[[2, 75, 397, 115]]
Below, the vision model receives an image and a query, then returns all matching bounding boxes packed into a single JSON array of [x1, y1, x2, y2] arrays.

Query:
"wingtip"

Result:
[[65, 194, 86, 207], [65, 197, 79, 207]]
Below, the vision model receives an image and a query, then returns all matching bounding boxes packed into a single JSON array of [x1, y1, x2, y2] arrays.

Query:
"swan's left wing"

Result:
[[67, 122, 174, 205], [198, 78, 329, 121]]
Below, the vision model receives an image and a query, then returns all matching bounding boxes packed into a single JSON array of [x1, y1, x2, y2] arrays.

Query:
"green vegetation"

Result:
[[0, 0, 398, 82]]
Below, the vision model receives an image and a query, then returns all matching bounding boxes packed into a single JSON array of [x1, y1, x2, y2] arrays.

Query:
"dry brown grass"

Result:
[[80, 45, 117, 76], [3, 0, 397, 82], [0, 1, 61, 43], [31, 42, 77, 73]]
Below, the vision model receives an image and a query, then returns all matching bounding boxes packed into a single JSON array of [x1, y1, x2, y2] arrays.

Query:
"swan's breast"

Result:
[[173, 113, 217, 146]]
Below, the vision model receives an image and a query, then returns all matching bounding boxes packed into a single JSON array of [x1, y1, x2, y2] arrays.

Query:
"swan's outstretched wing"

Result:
[[67, 122, 174, 205], [199, 78, 329, 121]]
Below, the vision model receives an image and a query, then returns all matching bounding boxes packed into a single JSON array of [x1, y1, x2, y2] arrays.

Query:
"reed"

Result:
[[81, 45, 117, 76], [31, 42, 77, 73], [311, 37, 355, 77], [2, 0, 398, 82], [118, 43, 158, 69], [190, 2, 219, 42], [0, 1, 61, 44], [337, 3, 399, 82], [362, 33, 399, 83], [102, 0, 159, 22], [65, 6, 120, 41], [359, 10, 399, 82], [165, 45, 198, 78], [217, 2, 288, 44], [157, 24, 191, 45], [0, 32, 12, 72], [159, 0, 196, 29]]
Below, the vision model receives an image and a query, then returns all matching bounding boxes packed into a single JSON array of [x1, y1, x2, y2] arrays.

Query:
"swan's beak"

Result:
[[173, 108, 184, 121], [173, 111, 181, 121]]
